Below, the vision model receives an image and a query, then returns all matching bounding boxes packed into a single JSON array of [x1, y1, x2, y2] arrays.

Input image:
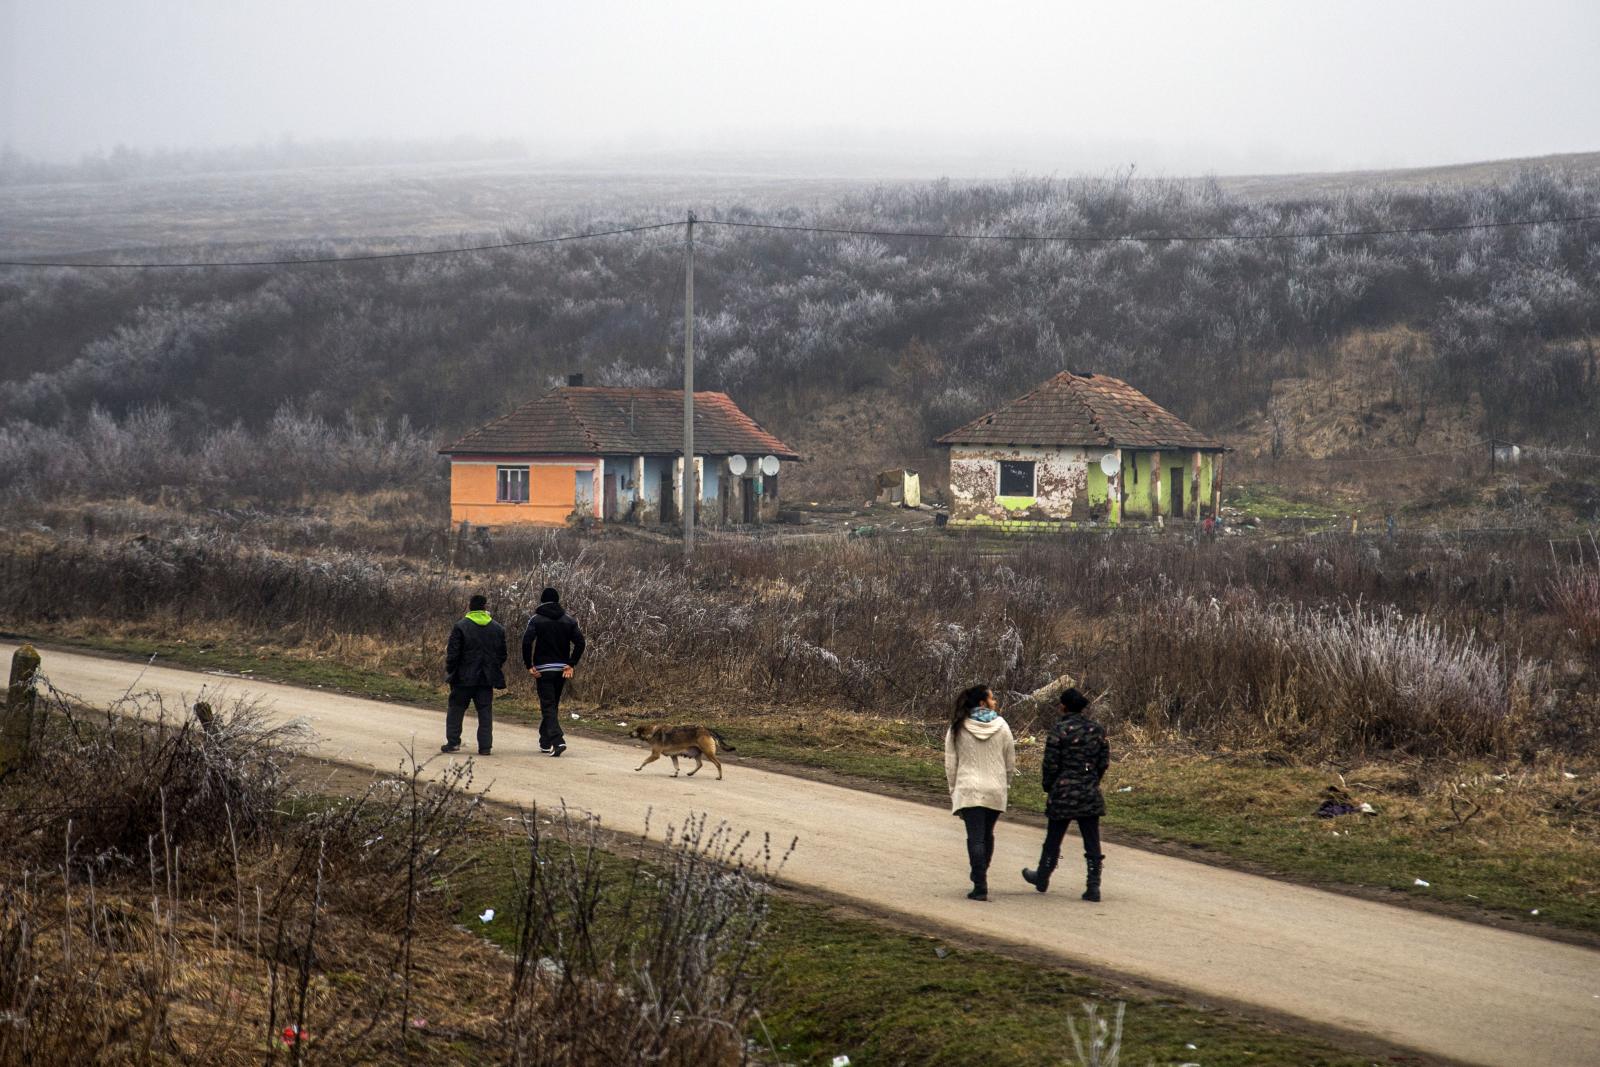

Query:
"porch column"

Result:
[[1110, 447, 1123, 525], [674, 455, 686, 521], [693, 456, 705, 527], [1150, 450, 1162, 520], [1190, 451, 1202, 522], [593, 458, 605, 520], [632, 456, 645, 523], [1211, 452, 1224, 518]]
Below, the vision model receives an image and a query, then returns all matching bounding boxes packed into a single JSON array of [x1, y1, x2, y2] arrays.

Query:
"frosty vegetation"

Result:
[[4, 526, 1592, 761], [3, 168, 1598, 499]]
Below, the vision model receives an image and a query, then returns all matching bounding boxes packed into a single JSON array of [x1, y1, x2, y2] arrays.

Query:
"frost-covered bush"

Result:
[[4, 166, 1597, 457], [1114, 595, 1550, 757]]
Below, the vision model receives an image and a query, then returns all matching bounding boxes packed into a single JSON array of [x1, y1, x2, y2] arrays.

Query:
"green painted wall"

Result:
[[1121, 451, 1157, 517]]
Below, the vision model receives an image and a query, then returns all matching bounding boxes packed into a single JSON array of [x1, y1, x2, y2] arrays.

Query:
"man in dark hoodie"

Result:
[[443, 594, 508, 755], [522, 587, 586, 757]]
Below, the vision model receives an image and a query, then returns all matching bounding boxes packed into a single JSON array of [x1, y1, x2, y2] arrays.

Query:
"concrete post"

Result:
[[1150, 450, 1163, 520], [1111, 447, 1123, 525], [1190, 451, 1202, 522], [594, 457, 606, 520], [1212, 451, 1225, 518], [632, 456, 645, 523], [1, 644, 41, 775], [673, 455, 686, 522], [693, 456, 704, 527]]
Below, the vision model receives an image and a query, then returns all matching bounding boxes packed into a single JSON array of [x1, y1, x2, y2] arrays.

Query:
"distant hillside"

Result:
[[1215, 150, 1600, 200], [2, 160, 1597, 501]]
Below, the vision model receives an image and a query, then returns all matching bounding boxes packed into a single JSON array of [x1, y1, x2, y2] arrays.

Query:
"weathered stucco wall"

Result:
[[948, 445, 1091, 525], [949, 445, 1221, 528]]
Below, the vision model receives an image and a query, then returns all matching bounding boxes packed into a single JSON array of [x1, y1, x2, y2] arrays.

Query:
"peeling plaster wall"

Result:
[[948, 445, 1090, 524]]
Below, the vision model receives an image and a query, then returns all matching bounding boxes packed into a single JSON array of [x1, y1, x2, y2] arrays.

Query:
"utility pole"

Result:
[[683, 210, 696, 557]]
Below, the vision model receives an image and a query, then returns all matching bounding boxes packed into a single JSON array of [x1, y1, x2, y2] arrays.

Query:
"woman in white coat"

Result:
[[945, 683, 1017, 901]]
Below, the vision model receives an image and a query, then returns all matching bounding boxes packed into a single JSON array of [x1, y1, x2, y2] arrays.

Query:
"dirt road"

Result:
[[16, 643, 1600, 1066]]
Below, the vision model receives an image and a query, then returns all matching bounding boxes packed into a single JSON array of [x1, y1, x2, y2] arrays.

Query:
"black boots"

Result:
[[1021, 853, 1056, 893], [967, 876, 988, 901], [1082, 854, 1105, 902]]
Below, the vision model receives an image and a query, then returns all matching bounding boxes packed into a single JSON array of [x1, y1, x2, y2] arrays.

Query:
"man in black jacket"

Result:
[[443, 594, 508, 755], [521, 586, 586, 757]]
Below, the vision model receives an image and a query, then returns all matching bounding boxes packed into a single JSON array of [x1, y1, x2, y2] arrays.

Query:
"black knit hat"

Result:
[[1060, 688, 1090, 714], [540, 587, 560, 604]]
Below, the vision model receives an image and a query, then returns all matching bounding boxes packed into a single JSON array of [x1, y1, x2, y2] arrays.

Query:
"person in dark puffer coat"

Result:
[[1022, 688, 1110, 900], [442, 593, 508, 755]]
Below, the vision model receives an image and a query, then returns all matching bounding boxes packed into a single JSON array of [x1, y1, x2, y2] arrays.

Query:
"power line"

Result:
[[0, 221, 683, 269], [697, 212, 1600, 243]]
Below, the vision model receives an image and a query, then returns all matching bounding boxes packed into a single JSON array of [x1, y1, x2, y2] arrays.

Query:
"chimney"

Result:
[[567, 373, 585, 387]]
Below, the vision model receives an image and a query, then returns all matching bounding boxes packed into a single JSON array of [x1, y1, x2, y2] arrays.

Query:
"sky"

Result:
[[3, 0, 1599, 176]]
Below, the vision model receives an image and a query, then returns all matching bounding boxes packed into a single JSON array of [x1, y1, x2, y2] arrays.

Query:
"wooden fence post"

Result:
[[1, 644, 42, 775]]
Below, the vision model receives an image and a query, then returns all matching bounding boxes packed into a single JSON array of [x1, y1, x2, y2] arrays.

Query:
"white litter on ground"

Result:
[[479, 908, 495, 923], [1414, 878, 1431, 887], [831, 1056, 851, 1067]]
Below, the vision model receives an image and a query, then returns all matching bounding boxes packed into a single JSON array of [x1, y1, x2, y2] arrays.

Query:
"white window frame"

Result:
[[497, 465, 530, 504], [997, 459, 1036, 497]]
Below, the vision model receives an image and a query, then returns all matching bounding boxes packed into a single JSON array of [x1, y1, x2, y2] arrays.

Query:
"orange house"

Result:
[[440, 383, 799, 528]]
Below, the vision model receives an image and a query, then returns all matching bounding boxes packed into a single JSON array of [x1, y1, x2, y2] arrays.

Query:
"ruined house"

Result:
[[936, 372, 1227, 529], [440, 384, 799, 528]]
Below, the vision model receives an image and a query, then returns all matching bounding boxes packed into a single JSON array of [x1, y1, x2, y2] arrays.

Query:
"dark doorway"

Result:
[[603, 474, 618, 521], [742, 478, 757, 523], [661, 464, 676, 524], [1170, 469, 1184, 518]]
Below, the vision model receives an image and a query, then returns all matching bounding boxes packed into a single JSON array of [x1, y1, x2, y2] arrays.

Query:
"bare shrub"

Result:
[[3, 687, 301, 872], [0, 404, 443, 505], [1549, 537, 1600, 651], [505, 808, 786, 1067]]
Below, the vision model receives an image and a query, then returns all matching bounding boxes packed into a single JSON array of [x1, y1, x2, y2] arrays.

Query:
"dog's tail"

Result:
[[710, 728, 736, 753]]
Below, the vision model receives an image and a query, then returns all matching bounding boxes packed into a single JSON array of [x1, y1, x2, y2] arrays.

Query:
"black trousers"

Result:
[[446, 685, 494, 752], [535, 671, 567, 749], [957, 806, 1001, 884], [1040, 815, 1102, 868]]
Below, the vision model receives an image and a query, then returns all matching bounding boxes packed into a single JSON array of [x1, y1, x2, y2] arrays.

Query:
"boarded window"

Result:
[[497, 465, 530, 503], [998, 460, 1035, 496]]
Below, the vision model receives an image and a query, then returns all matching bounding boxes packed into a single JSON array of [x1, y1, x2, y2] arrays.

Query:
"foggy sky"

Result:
[[4, 0, 1599, 176]]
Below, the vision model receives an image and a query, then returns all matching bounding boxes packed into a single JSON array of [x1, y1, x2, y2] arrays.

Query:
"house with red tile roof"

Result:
[[935, 372, 1227, 529], [440, 382, 799, 527]]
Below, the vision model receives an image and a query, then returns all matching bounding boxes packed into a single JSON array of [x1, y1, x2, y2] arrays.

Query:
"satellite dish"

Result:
[[1099, 452, 1120, 477], [727, 455, 748, 476], [760, 455, 781, 477]]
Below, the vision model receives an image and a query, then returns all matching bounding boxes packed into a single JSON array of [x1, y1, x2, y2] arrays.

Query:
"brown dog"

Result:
[[628, 723, 736, 780]]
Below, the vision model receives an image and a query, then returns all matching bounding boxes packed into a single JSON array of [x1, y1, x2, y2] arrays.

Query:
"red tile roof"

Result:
[[441, 387, 800, 459], [937, 372, 1225, 451]]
